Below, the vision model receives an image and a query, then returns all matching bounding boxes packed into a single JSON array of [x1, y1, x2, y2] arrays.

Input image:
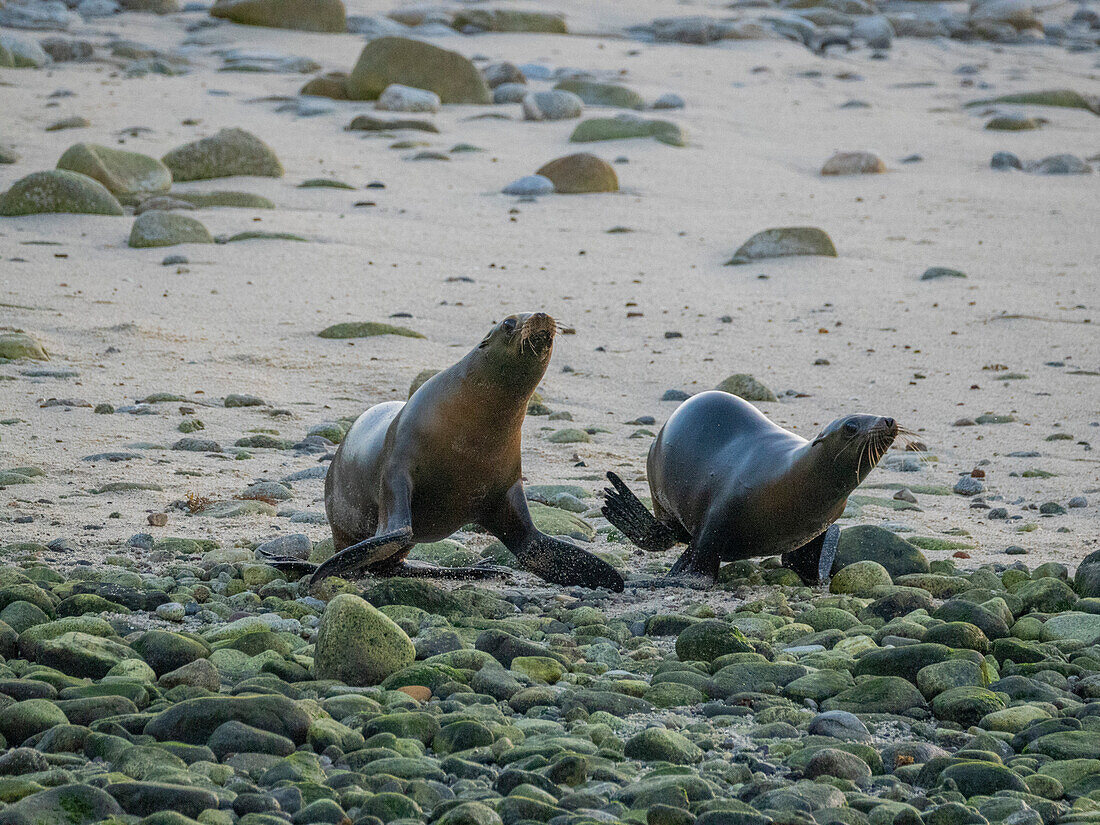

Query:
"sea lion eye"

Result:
[[843, 420, 859, 435], [502, 318, 517, 333]]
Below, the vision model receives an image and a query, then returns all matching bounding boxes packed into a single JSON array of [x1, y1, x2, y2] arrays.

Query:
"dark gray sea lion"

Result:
[[265, 312, 624, 592], [601, 390, 901, 584]]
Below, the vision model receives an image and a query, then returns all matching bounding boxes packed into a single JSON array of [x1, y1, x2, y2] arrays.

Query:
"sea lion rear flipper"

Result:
[[310, 527, 415, 585], [781, 524, 840, 585], [515, 534, 625, 593], [601, 471, 680, 552]]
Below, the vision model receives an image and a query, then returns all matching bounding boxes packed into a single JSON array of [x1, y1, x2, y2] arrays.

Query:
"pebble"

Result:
[[376, 83, 442, 113], [502, 175, 554, 196]]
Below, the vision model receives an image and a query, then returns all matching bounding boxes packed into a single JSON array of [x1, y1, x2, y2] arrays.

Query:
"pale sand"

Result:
[[1, 0, 1097, 576]]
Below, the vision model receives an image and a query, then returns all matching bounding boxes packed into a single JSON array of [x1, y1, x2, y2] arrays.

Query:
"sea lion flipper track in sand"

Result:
[[602, 390, 900, 587]]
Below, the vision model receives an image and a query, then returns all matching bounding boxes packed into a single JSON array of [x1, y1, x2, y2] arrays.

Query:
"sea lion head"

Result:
[[475, 312, 557, 391], [811, 414, 899, 488]]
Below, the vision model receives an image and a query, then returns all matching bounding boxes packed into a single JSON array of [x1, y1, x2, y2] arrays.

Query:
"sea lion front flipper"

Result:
[[780, 524, 840, 585], [515, 534, 625, 592], [601, 472, 681, 552], [310, 526, 415, 585], [380, 559, 512, 581], [258, 556, 320, 575]]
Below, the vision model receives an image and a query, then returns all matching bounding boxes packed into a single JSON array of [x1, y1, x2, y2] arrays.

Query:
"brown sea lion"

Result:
[[265, 312, 624, 592], [601, 390, 901, 584]]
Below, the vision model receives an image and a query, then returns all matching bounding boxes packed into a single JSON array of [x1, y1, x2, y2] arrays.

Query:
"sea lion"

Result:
[[264, 312, 624, 592], [601, 390, 901, 584]]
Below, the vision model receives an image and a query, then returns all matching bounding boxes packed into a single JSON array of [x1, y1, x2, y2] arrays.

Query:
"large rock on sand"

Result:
[[535, 153, 619, 194], [452, 9, 567, 33], [314, 594, 415, 686], [211, 0, 347, 32], [726, 227, 837, 265], [129, 212, 214, 248], [56, 143, 171, 200], [347, 37, 491, 104], [161, 128, 283, 182], [0, 170, 124, 217]]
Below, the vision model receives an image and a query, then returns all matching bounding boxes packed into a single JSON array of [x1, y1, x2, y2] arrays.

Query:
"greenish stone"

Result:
[[453, 9, 566, 32], [0, 170, 124, 216], [833, 525, 930, 577], [966, 89, 1100, 114], [570, 115, 685, 146], [726, 226, 838, 265], [830, 561, 893, 596], [0, 333, 49, 362], [554, 79, 644, 109], [161, 128, 283, 182], [346, 37, 491, 104], [916, 659, 986, 699], [314, 593, 414, 686], [624, 727, 702, 764], [714, 374, 777, 402], [1026, 731, 1100, 760], [0, 698, 69, 744], [0, 783, 123, 824], [172, 191, 275, 209], [318, 321, 424, 339], [433, 720, 494, 754], [939, 761, 1028, 797], [528, 502, 595, 540], [210, 0, 347, 32], [56, 143, 171, 199], [931, 685, 1005, 727], [143, 694, 310, 745], [675, 620, 752, 661], [129, 212, 213, 248], [823, 676, 926, 715], [546, 428, 591, 443]]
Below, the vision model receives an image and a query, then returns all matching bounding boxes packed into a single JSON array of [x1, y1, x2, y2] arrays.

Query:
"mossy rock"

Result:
[[535, 153, 618, 194], [931, 685, 1005, 727], [0, 170, 124, 217], [162, 128, 283, 182], [347, 36, 490, 104], [830, 561, 892, 596], [833, 525, 930, 577], [56, 143, 171, 201], [570, 115, 685, 146], [315, 594, 415, 686], [0, 332, 49, 361], [210, 0, 346, 32], [553, 80, 644, 109], [675, 620, 752, 662], [318, 321, 424, 339], [714, 374, 776, 402], [408, 369, 440, 397], [0, 783, 123, 824], [527, 502, 595, 540], [822, 676, 926, 715], [454, 9, 566, 32], [624, 727, 702, 764], [965, 89, 1099, 115], [938, 762, 1028, 798], [129, 212, 213, 248], [727, 227, 837, 265], [172, 191, 275, 209]]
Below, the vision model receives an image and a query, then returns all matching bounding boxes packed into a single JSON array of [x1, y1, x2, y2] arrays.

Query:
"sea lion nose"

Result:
[[881, 417, 897, 432]]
